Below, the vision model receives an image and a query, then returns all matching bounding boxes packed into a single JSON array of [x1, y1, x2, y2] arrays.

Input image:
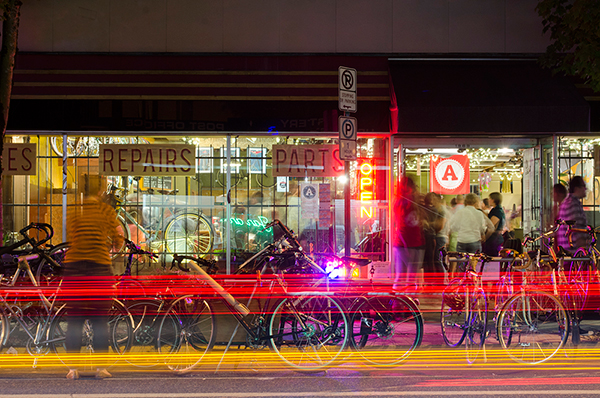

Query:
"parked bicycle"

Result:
[[119, 253, 217, 369], [521, 219, 592, 345], [440, 251, 489, 363], [238, 220, 424, 368], [156, 258, 348, 373]]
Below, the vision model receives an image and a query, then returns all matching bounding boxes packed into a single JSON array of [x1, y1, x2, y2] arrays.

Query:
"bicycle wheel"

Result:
[[496, 290, 569, 364], [349, 294, 423, 366], [50, 137, 84, 157], [156, 295, 216, 373], [125, 300, 175, 368], [567, 248, 593, 313], [35, 242, 69, 286], [465, 288, 488, 364], [255, 173, 277, 188], [440, 278, 468, 347], [49, 300, 133, 369], [269, 295, 348, 372], [115, 276, 146, 304], [164, 213, 214, 257], [215, 170, 242, 188], [111, 215, 130, 259]]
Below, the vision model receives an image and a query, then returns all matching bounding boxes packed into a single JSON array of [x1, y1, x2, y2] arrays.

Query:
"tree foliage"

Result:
[[536, 0, 600, 93]]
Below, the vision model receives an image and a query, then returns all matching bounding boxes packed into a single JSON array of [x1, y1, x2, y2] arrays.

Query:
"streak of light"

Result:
[[2, 348, 600, 372]]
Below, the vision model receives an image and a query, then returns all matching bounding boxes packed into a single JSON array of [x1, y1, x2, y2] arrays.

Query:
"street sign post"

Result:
[[338, 66, 357, 258], [338, 66, 357, 113], [338, 115, 357, 161]]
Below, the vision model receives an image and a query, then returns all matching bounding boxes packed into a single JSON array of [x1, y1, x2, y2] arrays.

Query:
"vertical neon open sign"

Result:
[[358, 159, 375, 218]]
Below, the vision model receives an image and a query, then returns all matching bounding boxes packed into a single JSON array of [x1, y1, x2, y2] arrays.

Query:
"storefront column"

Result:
[[62, 133, 68, 242], [225, 135, 232, 274], [553, 134, 559, 184], [388, 136, 396, 271]]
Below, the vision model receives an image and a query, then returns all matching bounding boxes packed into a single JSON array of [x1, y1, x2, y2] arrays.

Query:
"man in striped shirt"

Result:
[[64, 193, 123, 380], [557, 176, 590, 253]]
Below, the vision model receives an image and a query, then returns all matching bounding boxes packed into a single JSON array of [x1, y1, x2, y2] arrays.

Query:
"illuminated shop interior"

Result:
[[3, 133, 390, 274]]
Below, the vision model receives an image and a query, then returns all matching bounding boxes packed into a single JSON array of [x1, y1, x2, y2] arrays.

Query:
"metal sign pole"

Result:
[[338, 66, 357, 257], [345, 158, 351, 257]]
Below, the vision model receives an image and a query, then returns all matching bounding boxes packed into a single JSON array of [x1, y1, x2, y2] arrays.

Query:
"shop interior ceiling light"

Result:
[[560, 137, 600, 156], [404, 148, 523, 179]]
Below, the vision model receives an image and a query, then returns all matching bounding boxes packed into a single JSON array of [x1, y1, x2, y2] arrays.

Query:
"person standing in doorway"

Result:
[[481, 198, 491, 214], [483, 192, 506, 256], [432, 193, 449, 283], [64, 192, 123, 380], [449, 193, 493, 254]]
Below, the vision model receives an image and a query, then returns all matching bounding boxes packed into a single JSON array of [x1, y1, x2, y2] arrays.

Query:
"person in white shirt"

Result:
[[449, 193, 494, 254]]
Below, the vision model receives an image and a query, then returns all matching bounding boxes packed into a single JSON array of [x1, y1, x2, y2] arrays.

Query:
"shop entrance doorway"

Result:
[[393, 136, 551, 244]]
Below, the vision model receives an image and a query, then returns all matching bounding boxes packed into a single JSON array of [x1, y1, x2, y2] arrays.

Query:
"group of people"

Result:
[[392, 177, 507, 290], [393, 174, 594, 293]]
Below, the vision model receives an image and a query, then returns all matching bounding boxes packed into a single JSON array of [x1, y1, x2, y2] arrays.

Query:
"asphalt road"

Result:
[[2, 365, 600, 398]]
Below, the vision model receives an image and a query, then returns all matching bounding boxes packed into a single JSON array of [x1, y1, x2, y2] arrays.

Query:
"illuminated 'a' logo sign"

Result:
[[435, 159, 465, 190]]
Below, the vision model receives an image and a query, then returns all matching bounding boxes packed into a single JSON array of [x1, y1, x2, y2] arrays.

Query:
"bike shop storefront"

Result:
[[2, 132, 391, 274]]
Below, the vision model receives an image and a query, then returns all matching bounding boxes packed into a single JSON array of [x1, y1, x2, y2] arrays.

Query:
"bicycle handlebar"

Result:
[[18, 222, 54, 248], [124, 239, 157, 258], [262, 219, 302, 250]]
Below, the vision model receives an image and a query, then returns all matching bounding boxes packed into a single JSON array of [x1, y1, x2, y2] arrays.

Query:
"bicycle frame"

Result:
[[184, 257, 344, 351]]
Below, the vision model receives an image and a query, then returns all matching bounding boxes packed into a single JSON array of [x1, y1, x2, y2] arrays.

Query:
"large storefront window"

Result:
[[395, 137, 548, 240], [3, 133, 390, 273], [558, 136, 600, 227]]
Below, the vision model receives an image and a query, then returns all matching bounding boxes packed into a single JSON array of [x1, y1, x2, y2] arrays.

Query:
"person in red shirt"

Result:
[[392, 177, 425, 291]]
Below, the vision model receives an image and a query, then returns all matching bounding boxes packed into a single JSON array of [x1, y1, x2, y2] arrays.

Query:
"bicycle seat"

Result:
[[341, 256, 371, 266]]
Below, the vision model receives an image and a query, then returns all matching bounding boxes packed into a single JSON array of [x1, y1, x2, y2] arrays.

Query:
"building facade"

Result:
[[4, 0, 595, 273]]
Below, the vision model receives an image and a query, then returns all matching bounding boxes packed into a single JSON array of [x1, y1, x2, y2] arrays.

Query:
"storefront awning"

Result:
[[389, 60, 590, 133], [9, 54, 391, 132]]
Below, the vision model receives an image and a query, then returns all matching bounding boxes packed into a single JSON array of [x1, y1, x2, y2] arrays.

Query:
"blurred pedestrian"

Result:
[[449, 193, 493, 254], [392, 176, 424, 291], [557, 176, 589, 253], [422, 192, 438, 275], [423, 192, 449, 284], [552, 183, 567, 224], [64, 191, 123, 380]]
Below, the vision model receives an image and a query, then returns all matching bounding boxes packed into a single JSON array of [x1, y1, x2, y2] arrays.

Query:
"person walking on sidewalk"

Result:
[[483, 192, 506, 256], [64, 192, 123, 380]]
